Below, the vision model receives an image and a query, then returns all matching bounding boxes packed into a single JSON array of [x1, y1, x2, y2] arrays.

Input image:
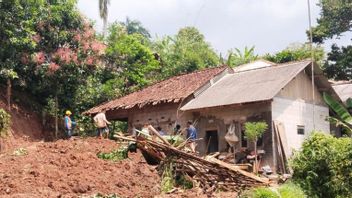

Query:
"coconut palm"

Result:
[[99, 0, 110, 36]]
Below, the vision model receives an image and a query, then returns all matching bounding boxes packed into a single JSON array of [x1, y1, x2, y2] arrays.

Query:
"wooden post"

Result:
[[7, 79, 11, 111], [55, 95, 58, 139]]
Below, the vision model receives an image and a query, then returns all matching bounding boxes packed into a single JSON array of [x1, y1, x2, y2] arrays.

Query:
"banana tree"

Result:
[[323, 92, 352, 134], [0, 68, 18, 111]]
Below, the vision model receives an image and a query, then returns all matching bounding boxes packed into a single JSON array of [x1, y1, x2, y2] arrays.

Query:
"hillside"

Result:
[[0, 91, 43, 152]]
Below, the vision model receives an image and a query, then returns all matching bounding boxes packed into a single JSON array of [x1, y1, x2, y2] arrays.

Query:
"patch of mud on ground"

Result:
[[0, 137, 160, 198]]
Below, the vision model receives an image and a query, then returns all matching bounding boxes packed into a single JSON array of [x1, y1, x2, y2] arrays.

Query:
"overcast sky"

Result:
[[77, 0, 350, 55]]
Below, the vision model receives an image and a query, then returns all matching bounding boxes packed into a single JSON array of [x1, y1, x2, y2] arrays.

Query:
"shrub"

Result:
[[0, 108, 11, 137], [290, 132, 352, 198], [97, 147, 128, 161], [278, 182, 306, 198], [240, 187, 279, 198]]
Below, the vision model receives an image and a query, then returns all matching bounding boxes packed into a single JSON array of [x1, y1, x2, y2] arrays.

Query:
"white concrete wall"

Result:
[[272, 97, 330, 156]]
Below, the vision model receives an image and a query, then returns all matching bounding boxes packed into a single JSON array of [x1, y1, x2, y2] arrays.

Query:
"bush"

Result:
[[0, 108, 11, 137], [290, 132, 352, 198], [278, 182, 306, 198], [240, 187, 279, 198]]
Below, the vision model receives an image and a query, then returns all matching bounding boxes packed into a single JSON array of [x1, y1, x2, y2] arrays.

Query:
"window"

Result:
[[297, 125, 305, 135]]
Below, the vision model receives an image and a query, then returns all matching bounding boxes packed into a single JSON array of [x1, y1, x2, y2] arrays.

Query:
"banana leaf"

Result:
[[327, 117, 352, 135], [346, 98, 352, 109], [323, 92, 352, 125]]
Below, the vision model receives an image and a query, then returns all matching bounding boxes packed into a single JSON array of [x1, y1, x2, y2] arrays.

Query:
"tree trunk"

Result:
[[7, 79, 11, 111], [254, 140, 258, 173], [55, 95, 58, 139]]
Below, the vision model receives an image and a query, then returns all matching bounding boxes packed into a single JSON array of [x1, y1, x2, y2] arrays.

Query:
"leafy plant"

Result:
[[290, 132, 352, 198], [227, 46, 258, 67], [13, 148, 28, 156], [161, 161, 174, 193], [240, 187, 279, 198], [323, 92, 352, 134], [244, 121, 268, 173], [97, 147, 128, 161], [278, 182, 306, 198], [0, 108, 11, 137]]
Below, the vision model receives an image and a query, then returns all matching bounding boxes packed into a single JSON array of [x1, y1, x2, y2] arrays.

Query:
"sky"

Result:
[[77, 0, 351, 55]]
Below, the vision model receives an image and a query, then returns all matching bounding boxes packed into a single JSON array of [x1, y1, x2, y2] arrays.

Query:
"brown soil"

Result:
[[0, 138, 161, 198]]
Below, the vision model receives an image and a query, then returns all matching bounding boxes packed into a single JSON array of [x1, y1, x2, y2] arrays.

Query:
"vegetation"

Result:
[[290, 132, 352, 198], [97, 147, 129, 161], [263, 43, 325, 65], [227, 46, 258, 67], [240, 182, 306, 198], [311, 0, 352, 80], [13, 148, 28, 156], [323, 93, 352, 134], [0, 108, 11, 137], [244, 121, 268, 173]]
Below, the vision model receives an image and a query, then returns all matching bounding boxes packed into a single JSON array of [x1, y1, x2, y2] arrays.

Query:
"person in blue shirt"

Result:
[[186, 121, 197, 152], [64, 110, 76, 139]]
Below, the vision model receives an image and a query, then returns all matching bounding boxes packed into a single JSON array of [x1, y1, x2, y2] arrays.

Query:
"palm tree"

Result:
[[227, 46, 258, 67], [99, 0, 110, 36], [121, 17, 151, 38]]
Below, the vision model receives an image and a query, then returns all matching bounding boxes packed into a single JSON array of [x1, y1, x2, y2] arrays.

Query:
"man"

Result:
[[156, 126, 166, 136], [64, 110, 76, 139], [93, 110, 111, 139], [186, 121, 197, 152]]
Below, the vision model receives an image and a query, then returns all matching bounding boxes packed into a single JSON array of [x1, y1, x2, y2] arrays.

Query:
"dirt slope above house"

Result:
[[0, 92, 43, 152]]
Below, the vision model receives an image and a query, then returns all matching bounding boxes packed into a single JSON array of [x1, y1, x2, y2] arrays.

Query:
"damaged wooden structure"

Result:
[[86, 60, 342, 172], [115, 135, 269, 192]]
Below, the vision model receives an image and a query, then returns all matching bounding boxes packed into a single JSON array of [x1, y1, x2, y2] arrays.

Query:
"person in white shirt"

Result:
[[93, 110, 111, 139]]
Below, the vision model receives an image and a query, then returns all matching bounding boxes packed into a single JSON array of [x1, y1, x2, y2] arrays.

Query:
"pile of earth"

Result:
[[0, 137, 161, 197]]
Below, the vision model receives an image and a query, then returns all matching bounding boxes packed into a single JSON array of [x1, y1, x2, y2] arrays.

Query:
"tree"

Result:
[[105, 23, 159, 94], [99, 0, 110, 36], [0, 0, 39, 111], [227, 46, 258, 67], [153, 26, 219, 77], [120, 17, 151, 39], [263, 43, 325, 64], [244, 121, 268, 173], [311, 0, 352, 80], [291, 133, 352, 198]]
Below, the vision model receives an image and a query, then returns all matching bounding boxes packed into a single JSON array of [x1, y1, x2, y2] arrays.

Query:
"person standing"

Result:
[[64, 110, 75, 139], [93, 110, 111, 139], [186, 121, 197, 152]]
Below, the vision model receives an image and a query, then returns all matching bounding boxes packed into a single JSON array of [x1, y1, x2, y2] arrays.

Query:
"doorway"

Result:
[[205, 130, 219, 154]]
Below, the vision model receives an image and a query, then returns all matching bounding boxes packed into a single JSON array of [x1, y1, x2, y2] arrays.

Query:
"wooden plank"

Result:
[[205, 156, 269, 183], [273, 121, 286, 174], [276, 122, 289, 160]]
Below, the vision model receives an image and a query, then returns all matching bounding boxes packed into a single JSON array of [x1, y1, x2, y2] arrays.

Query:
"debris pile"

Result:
[[115, 134, 269, 193]]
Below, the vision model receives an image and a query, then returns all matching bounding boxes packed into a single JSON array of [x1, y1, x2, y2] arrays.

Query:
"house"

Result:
[[332, 81, 352, 104], [86, 60, 340, 171]]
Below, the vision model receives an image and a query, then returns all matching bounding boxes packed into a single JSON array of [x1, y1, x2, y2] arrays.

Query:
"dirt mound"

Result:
[[0, 137, 160, 197], [0, 92, 43, 152]]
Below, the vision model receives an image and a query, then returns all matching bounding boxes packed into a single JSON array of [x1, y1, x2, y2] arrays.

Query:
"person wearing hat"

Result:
[[64, 110, 76, 139]]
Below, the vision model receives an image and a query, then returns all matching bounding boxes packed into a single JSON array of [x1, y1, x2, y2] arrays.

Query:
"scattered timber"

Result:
[[114, 134, 269, 193]]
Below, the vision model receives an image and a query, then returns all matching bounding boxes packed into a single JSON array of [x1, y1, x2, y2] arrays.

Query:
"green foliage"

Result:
[[227, 46, 258, 67], [120, 17, 151, 39], [278, 182, 306, 198], [290, 132, 352, 198], [323, 92, 352, 134], [105, 23, 159, 94], [0, 108, 11, 137], [323, 45, 352, 80], [263, 43, 324, 65], [97, 147, 129, 161], [240, 187, 279, 198], [310, 0, 352, 43], [311, 1, 352, 80], [13, 148, 28, 156], [161, 161, 174, 193], [244, 121, 268, 142], [175, 175, 193, 189], [153, 26, 219, 77]]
